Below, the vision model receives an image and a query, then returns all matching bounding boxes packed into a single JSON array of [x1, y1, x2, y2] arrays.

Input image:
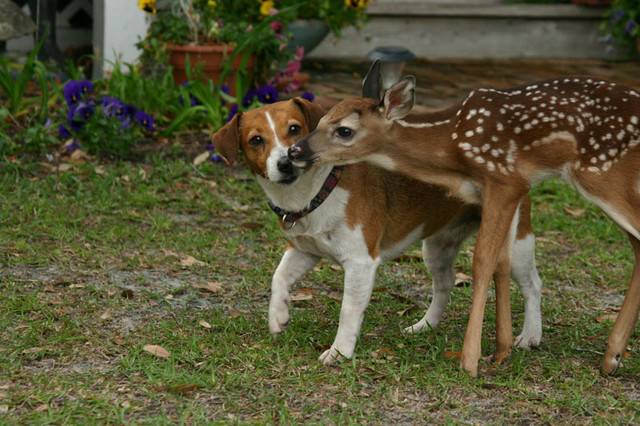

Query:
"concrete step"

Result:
[[310, 0, 617, 60]]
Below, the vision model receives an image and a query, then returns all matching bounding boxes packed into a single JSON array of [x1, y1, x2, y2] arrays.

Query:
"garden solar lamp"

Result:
[[367, 46, 416, 92]]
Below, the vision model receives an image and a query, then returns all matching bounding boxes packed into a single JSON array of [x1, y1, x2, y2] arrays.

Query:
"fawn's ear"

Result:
[[362, 60, 382, 102], [212, 112, 242, 166], [383, 76, 415, 121], [293, 97, 325, 131]]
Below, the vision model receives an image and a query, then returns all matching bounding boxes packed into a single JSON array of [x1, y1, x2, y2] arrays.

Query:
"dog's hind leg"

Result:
[[404, 216, 478, 334], [269, 247, 319, 334]]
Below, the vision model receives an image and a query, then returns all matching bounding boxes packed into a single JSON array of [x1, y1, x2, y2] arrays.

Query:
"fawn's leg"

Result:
[[460, 183, 525, 377], [602, 233, 640, 374], [494, 252, 513, 364], [494, 207, 520, 363]]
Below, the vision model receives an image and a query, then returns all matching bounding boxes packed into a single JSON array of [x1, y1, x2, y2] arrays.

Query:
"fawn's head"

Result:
[[288, 69, 416, 168]]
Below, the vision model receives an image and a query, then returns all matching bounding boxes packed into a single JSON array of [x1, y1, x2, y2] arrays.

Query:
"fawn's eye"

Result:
[[288, 124, 301, 135], [336, 127, 354, 139], [249, 135, 264, 147]]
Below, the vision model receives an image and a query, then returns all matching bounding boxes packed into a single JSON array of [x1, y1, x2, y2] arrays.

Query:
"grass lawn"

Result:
[[1, 153, 639, 424]]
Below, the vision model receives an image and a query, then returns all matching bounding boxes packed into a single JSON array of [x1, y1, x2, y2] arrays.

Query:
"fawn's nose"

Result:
[[288, 145, 303, 160], [277, 156, 294, 174]]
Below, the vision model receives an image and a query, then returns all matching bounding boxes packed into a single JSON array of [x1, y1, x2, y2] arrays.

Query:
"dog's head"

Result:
[[212, 98, 325, 185]]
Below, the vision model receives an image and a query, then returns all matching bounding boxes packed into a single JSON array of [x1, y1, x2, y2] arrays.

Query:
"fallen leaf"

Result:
[[94, 165, 106, 175], [227, 307, 243, 318], [69, 284, 84, 289], [596, 313, 618, 323], [326, 291, 342, 301], [198, 320, 212, 329], [444, 351, 461, 360], [57, 163, 73, 172], [291, 288, 314, 301], [100, 310, 112, 321], [455, 272, 472, 287], [193, 281, 222, 293], [193, 151, 210, 166], [371, 347, 394, 359], [241, 222, 262, 230], [564, 207, 585, 218], [0, 405, 8, 414], [35, 404, 48, 412], [180, 255, 206, 267], [69, 149, 90, 163], [166, 383, 201, 395], [143, 344, 170, 359]]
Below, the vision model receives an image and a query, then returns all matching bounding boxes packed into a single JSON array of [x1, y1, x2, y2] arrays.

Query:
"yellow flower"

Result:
[[138, 0, 156, 14], [344, 0, 369, 9], [260, 0, 274, 16], [208, 0, 217, 9]]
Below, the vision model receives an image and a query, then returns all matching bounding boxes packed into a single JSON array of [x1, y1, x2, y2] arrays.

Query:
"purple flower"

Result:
[[301, 91, 315, 102], [611, 9, 625, 23], [120, 104, 137, 128], [211, 154, 223, 163], [67, 101, 95, 130], [226, 104, 238, 122], [205, 143, 215, 151], [101, 96, 125, 118], [58, 124, 71, 139], [134, 110, 155, 131], [625, 19, 637, 35], [242, 89, 257, 107], [221, 84, 230, 95], [65, 140, 79, 154], [63, 80, 93, 106], [257, 85, 278, 104]]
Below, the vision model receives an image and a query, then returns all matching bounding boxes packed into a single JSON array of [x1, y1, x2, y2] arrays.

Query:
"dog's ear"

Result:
[[383, 76, 415, 121], [293, 97, 325, 131], [212, 112, 242, 166], [362, 60, 382, 102]]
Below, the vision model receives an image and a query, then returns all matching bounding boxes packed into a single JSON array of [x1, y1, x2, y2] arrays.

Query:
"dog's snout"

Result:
[[277, 157, 294, 174], [288, 145, 303, 160]]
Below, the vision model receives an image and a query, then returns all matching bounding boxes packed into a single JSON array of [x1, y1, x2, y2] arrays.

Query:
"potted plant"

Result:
[[602, 0, 639, 55], [279, 0, 370, 54], [137, 0, 294, 90]]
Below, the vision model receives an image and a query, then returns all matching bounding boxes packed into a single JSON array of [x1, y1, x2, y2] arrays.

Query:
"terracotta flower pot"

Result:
[[167, 43, 254, 92], [571, 0, 611, 7]]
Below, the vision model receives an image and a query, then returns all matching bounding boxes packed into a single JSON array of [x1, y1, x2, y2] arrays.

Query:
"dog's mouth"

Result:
[[291, 156, 318, 170], [278, 174, 299, 185]]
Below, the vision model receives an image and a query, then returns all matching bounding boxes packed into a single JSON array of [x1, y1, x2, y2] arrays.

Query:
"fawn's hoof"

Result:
[[601, 352, 622, 375]]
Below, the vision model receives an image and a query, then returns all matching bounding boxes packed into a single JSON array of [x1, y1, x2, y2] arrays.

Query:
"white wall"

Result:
[[93, 0, 149, 77]]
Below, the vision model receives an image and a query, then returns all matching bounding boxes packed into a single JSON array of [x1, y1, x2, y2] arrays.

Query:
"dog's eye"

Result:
[[336, 127, 353, 139], [249, 135, 264, 147], [288, 124, 301, 135]]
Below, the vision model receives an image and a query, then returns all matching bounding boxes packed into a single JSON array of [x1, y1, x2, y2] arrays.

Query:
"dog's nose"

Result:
[[288, 145, 303, 160], [277, 157, 294, 174]]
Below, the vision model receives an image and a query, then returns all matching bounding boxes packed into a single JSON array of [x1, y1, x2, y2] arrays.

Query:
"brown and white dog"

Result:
[[213, 98, 543, 365]]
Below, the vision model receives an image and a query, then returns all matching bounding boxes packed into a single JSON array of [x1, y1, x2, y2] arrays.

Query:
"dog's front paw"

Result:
[[268, 297, 289, 334], [318, 346, 348, 366]]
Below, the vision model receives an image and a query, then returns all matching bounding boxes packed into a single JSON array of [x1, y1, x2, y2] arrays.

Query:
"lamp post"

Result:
[[367, 46, 416, 92]]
